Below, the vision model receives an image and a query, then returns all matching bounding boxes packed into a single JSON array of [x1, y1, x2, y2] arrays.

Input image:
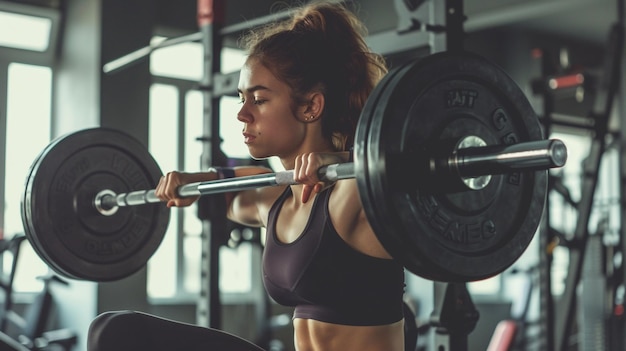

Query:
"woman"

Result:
[[88, 2, 407, 350]]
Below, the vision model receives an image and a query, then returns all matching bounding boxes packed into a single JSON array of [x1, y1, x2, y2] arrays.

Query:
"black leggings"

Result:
[[87, 310, 266, 351]]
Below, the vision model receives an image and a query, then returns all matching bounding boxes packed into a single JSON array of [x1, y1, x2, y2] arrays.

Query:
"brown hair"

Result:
[[241, 1, 387, 151]]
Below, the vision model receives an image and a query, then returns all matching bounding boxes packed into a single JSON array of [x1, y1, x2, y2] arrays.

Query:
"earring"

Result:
[[305, 115, 315, 121]]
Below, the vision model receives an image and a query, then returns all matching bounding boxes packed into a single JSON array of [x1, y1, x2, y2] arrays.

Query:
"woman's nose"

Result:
[[237, 106, 252, 123]]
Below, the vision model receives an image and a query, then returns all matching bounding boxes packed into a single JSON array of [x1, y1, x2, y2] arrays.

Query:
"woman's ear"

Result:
[[302, 92, 325, 121]]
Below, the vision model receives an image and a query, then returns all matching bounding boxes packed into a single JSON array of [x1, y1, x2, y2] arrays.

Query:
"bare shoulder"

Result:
[[329, 179, 363, 216], [330, 179, 393, 259]]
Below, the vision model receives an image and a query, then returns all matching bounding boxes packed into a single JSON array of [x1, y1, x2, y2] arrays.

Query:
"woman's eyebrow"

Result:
[[237, 85, 271, 95]]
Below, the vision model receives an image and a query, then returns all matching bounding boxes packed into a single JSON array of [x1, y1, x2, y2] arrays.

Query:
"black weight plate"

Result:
[[356, 59, 442, 282], [21, 128, 170, 281], [356, 51, 547, 282], [357, 57, 448, 282]]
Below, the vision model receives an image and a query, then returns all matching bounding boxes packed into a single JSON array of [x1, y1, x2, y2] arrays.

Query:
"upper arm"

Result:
[[227, 188, 265, 227], [224, 166, 276, 227]]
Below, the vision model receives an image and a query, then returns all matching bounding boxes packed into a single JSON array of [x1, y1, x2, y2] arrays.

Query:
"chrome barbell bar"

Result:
[[94, 138, 567, 216]]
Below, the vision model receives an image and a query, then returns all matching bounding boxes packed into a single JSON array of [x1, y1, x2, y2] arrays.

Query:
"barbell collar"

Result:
[[98, 183, 201, 210]]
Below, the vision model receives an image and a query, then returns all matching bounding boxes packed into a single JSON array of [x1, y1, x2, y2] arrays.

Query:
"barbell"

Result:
[[94, 138, 564, 212], [21, 51, 567, 282]]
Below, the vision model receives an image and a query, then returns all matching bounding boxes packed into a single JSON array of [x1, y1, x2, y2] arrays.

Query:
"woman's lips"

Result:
[[243, 132, 255, 144]]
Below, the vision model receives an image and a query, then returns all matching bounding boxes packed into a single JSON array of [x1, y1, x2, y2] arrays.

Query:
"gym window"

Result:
[[0, 5, 59, 295], [0, 11, 51, 52], [2, 63, 52, 292]]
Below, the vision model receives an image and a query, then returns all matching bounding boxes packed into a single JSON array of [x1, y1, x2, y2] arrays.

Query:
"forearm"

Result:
[[177, 166, 274, 182]]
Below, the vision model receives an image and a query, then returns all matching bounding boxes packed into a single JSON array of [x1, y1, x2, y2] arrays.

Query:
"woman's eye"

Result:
[[238, 96, 266, 105]]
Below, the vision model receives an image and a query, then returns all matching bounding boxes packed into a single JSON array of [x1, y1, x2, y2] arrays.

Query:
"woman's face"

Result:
[[236, 59, 307, 160]]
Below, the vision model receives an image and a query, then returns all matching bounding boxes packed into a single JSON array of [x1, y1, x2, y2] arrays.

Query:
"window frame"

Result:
[[0, 4, 59, 297], [0, 2, 61, 64]]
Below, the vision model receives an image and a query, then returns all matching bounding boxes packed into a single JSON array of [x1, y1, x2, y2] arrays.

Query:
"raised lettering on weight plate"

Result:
[[492, 108, 508, 131], [445, 89, 478, 108], [111, 154, 149, 190], [85, 218, 147, 256], [419, 197, 496, 244], [54, 157, 91, 193]]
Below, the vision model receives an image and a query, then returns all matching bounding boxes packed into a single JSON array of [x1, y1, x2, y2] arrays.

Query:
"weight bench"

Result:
[[88, 311, 265, 351]]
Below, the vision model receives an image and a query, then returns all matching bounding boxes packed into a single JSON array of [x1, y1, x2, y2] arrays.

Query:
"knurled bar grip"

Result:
[[98, 139, 566, 210]]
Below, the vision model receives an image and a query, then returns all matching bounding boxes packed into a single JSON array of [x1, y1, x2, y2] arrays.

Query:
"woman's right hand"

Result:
[[155, 171, 201, 208], [294, 152, 346, 203]]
